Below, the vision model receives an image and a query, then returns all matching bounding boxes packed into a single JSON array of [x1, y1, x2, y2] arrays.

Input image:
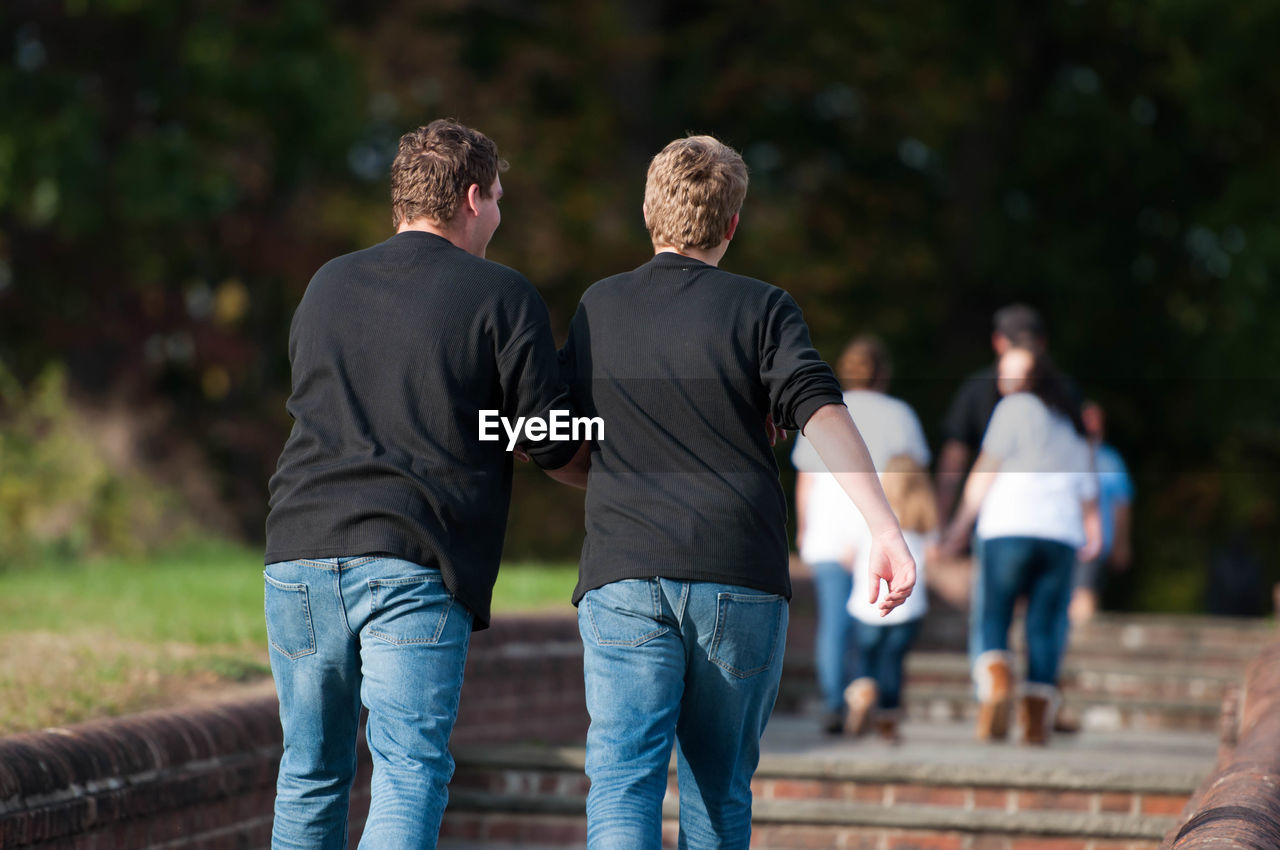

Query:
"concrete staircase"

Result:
[[437, 606, 1274, 849]]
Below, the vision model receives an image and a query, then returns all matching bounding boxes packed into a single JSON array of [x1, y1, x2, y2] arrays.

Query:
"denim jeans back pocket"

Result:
[[264, 574, 317, 660], [583, 580, 669, 647], [367, 575, 455, 645], [708, 592, 786, 678]]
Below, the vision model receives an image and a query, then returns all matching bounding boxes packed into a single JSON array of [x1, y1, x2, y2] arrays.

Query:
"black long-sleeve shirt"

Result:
[[266, 231, 577, 629], [561, 252, 844, 603]]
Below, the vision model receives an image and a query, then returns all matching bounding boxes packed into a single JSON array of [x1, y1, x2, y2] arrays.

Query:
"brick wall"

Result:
[[0, 615, 589, 849], [1165, 639, 1280, 848]]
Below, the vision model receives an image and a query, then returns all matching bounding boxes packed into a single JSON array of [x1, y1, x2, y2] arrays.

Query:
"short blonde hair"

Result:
[[643, 135, 748, 251]]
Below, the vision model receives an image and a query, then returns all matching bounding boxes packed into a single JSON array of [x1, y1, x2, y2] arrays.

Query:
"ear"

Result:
[[641, 203, 649, 226], [725, 211, 740, 242], [464, 183, 483, 218]]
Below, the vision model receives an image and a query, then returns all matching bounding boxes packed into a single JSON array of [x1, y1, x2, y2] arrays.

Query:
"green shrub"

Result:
[[0, 362, 180, 568]]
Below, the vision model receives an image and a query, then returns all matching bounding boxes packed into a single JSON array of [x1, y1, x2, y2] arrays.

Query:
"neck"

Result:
[[654, 242, 728, 267], [398, 218, 476, 256]]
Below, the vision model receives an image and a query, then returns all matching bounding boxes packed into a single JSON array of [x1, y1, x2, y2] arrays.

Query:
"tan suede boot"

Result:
[[973, 651, 1013, 741], [843, 677, 877, 737]]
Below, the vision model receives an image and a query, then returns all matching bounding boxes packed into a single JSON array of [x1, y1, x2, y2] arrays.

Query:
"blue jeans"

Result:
[[810, 561, 855, 714], [265, 557, 473, 850], [578, 578, 788, 850], [974, 537, 1075, 686], [851, 619, 921, 710]]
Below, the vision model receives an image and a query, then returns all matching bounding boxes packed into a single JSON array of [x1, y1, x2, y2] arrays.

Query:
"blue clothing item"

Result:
[[1095, 443, 1134, 559], [265, 557, 472, 850], [968, 536, 986, 676], [578, 578, 788, 850], [852, 619, 922, 710], [810, 561, 855, 714], [974, 537, 1075, 686]]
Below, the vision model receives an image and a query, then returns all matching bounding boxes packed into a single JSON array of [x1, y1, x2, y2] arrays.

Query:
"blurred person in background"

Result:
[[937, 305, 1080, 523], [263, 121, 578, 849], [792, 336, 931, 735], [558, 136, 917, 850], [935, 345, 1100, 746], [844, 454, 938, 744], [1068, 401, 1134, 622]]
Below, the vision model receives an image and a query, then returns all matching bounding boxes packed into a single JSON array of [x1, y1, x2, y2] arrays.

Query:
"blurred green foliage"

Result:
[[0, 1, 1277, 607], [0, 363, 178, 566]]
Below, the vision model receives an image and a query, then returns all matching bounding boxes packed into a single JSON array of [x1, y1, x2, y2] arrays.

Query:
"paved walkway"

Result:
[[760, 713, 1219, 779]]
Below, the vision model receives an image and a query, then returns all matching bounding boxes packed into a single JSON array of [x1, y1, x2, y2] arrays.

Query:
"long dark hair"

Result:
[[1014, 347, 1086, 436]]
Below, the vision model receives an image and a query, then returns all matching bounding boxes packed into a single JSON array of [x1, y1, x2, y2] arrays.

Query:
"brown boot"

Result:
[[875, 710, 903, 745], [974, 652, 1013, 741], [1020, 687, 1057, 746], [843, 678, 877, 737]]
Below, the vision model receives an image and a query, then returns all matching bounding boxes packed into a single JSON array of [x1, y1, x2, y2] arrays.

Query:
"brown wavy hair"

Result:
[[390, 119, 507, 229]]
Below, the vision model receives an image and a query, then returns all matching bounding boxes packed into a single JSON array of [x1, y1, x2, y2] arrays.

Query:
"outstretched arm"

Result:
[[801, 403, 916, 615]]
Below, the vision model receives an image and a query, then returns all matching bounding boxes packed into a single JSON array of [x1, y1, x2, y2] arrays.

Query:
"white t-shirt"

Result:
[[792, 390, 931, 565], [975, 393, 1099, 548], [846, 525, 930, 625]]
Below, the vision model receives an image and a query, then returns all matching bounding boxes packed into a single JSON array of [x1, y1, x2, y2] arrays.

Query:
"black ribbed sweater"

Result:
[[561, 252, 844, 604], [265, 231, 577, 629]]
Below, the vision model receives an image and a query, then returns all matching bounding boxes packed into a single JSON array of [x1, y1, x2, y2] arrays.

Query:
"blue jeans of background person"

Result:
[[975, 537, 1075, 686], [967, 535, 989, 683], [265, 557, 472, 850], [852, 618, 921, 710], [578, 578, 788, 850], [810, 560, 854, 714]]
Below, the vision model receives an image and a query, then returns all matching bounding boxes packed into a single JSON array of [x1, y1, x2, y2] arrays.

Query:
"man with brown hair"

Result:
[[558, 135, 916, 849], [264, 119, 577, 849]]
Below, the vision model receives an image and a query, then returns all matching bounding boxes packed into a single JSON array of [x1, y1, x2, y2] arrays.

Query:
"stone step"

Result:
[[782, 651, 1243, 704], [781, 683, 1225, 732], [443, 717, 1207, 848], [793, 614, 1275, 664], [440, 794, 1176, 849]]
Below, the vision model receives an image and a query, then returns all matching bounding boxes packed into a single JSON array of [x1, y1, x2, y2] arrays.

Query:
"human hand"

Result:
[[932, 522, 968, 561], [765, 415, 788, 447], [867, 527, 916, 616]]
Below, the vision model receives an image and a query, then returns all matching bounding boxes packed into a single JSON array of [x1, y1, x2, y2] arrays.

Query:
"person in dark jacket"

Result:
[[556, 135, 916, 849], [264, 120, 578, 849]]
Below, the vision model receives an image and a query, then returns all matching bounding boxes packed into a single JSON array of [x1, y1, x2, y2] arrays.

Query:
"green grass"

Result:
[[0, 540, 578, 734]]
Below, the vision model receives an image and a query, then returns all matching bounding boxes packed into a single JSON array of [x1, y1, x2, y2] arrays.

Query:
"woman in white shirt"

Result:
[[793, 337, 930, 734], [843, 454, 936, 742], [937, 346, 1100, 746]]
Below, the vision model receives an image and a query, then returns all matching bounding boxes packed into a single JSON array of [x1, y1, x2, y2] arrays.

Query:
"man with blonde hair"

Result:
[[557, 135, 917, 848], [265, 119, 577, 848]]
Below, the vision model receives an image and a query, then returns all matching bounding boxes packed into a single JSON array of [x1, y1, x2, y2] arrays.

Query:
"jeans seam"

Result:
[[337, 568, 358, 640], [294, 558, 342, 570]]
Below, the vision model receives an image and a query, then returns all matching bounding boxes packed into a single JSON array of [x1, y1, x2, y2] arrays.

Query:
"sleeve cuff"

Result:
[[527, 438, 583, 471], [793, 391, 847, 434]]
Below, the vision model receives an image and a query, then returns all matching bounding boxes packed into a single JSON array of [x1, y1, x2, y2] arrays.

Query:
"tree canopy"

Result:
[[2, 0, 1277, 609]]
